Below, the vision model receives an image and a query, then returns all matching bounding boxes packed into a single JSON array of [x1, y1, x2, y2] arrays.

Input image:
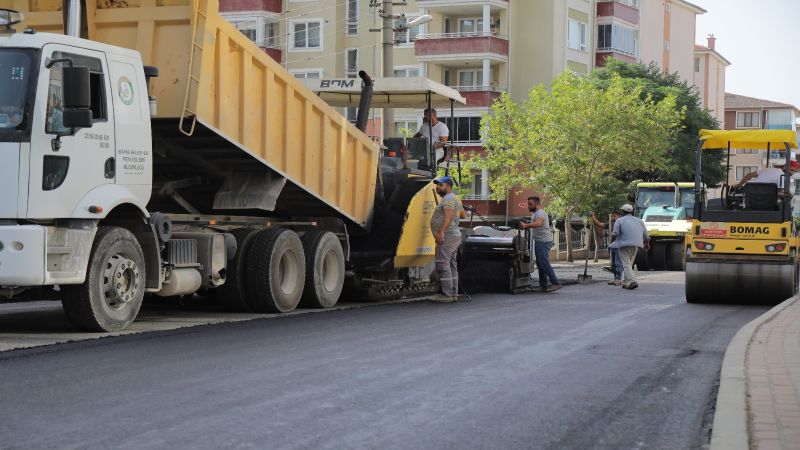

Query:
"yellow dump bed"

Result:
[[4, 0, 378, 228]]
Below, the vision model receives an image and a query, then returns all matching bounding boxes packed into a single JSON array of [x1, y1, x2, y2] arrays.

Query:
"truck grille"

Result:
[[645, 215, 674, 222]]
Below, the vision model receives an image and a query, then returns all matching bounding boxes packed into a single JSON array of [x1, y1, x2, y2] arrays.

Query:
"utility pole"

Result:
[[381, 1, 394, 141]]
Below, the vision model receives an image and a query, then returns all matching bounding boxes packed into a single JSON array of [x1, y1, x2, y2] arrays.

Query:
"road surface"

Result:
[[0, 272, 769, 449]]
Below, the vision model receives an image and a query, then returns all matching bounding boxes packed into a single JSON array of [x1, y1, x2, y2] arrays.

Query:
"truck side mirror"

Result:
[[62, 66, 93, 129]]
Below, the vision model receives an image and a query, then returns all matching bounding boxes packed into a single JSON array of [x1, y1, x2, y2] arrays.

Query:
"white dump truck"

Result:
[[0, 0, 454, 331]]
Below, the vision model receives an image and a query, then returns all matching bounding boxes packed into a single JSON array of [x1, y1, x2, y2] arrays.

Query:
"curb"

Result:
[[710, 295, 800, 450]]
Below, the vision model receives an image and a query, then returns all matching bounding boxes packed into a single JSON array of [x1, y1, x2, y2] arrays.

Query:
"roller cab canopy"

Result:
[[699, 129, 799, 150], [302, 77, 467, 108]]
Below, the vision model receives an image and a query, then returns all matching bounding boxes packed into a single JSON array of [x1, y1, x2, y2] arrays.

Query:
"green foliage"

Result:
[[478, 71, 682, 220], [590, 59, 725, 186]]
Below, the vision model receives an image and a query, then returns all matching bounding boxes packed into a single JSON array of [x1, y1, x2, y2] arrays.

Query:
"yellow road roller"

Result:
[[685, 129, 800, 304]]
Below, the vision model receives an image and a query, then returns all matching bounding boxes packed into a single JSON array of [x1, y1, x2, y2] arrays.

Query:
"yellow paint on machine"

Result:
[[4, 0, 379, 229], [691, 238, 792, 256], [394, 182, 437, 268]]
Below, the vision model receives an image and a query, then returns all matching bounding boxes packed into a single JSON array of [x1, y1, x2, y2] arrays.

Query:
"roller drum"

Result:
[[685, 260, 797, 305]]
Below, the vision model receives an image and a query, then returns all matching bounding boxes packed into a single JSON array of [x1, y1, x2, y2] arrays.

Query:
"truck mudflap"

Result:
[[0, 225, 46, 286]]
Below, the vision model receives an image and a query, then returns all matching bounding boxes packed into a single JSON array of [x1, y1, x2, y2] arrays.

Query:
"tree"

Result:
[[590, 59, 725, 186], [479, 71, 682, 260]]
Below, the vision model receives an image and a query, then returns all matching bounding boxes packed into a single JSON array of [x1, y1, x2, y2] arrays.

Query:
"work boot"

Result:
[[546, 284, 563, 292], [622, 282, 639, 290], [430, 294, 457, 303], [607, 279, 622, 286]]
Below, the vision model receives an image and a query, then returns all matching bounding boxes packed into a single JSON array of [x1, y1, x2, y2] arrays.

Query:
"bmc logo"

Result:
[[730, 226, 769, 234], [320, 79, 356, 88]]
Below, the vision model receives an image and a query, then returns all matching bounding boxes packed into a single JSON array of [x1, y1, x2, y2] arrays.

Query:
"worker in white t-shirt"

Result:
[[736, 160, 799, 189], [401, 108, 450, 168]]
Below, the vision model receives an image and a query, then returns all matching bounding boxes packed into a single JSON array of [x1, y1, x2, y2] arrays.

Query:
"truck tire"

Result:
[[299, 231, 345, 308], [634, 248, 650, 271], [61, 227, 146, 332], [667, 243, 685, 271], [246, 229, 305, 313], [217, 228, 258, 312], [651, 243, 667, 270]]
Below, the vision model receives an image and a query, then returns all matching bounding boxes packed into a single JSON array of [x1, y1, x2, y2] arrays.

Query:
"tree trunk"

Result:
[[592, 224, 600, 262], [565, 208, 574, 262]]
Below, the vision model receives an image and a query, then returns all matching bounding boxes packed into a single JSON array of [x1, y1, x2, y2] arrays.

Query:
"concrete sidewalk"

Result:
[[712, 295, 800, 450]]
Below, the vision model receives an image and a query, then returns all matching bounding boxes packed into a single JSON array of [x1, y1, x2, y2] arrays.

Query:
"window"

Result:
[[264, 20, 279, 48], [291, 19, 322, 50], [393, 66, 421, 78], [766, 110, 793, 130], [457, 69, 483, 88], [233, 20, 257, 42], [597, 24, 636, 56], [694, 57, 700, 73], [736, 166, 759, 181], [458, 18, 483, 34], [442, 116, 482, 143], [345, 48, 358, 77], [443, 69, 451, 86], [346, 0, 358, 35], [345, 107, 357, 123], [292, 70, 323, 79], [444, 17, 451, 34], [465, 169, 490, 200], [568, 19, 587, 52], [395, 120, 419, 137], [736, 112, 760, 128], [46, 51, 107, 135], [736, 149, 758, 154], [395, 16, 421, 45]]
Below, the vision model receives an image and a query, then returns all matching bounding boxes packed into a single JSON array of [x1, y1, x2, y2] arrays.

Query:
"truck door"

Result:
[[27, 46, 115, 219]]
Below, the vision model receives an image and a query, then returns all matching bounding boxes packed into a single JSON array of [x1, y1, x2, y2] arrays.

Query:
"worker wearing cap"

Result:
[[736, 160, 800, 189], [612, 204, 650, 290], [429, 176, 465, 303]]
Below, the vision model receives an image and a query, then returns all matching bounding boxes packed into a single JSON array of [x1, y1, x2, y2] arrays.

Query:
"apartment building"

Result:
[[723, 93, 800, 190], [219, 0, 728, 221], [693, 35, 729, 126]]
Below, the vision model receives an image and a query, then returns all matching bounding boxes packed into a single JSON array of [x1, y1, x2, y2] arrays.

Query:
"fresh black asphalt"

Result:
[[0, 272, 769, 449]]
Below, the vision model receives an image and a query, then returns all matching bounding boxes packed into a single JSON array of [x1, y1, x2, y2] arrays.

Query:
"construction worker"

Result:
[[613, 204, 650, 290], [429, 176, 465, 303]]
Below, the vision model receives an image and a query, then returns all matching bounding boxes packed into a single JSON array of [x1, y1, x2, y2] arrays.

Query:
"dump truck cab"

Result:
[[685, 129, 800, 304]]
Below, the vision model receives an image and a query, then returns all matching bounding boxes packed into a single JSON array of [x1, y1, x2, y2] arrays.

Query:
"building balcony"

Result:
[[417, 0, 509, 9], [261, 46, 281, 63], [415, 32, 509, 63], [596, 0, 639, 25], [219, 0, 282, 13], [595, 48, 637, 66], [452, 85, 504, 107]]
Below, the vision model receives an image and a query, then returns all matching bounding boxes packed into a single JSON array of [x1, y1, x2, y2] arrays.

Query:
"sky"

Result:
[[694, 0, 800, 113]]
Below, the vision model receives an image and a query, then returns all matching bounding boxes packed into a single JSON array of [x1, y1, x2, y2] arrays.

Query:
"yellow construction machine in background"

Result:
[[685, 129, 800, 304]]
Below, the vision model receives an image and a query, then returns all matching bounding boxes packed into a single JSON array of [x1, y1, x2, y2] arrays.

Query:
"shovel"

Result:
[[578, 223, 593, 284]]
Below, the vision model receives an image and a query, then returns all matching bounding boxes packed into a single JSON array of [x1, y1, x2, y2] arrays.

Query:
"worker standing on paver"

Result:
[[429, 176, 465, 303], [612, 204, 650, 290]]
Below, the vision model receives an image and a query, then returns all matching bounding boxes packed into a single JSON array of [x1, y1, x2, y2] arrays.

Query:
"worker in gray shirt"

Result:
[[519, 196, 561, 292], [612, 203, 650, 290]]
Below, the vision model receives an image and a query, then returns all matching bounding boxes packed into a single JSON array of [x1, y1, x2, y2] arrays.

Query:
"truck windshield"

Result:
[[680, 188, 695, 219], [0, 49, 36, 139], [636, 187, 676, 212]]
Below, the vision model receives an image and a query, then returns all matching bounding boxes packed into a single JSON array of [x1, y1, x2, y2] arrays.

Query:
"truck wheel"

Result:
[[667, 243, 685, 271], [634, 248, 650, 271], [246, 229, 305, 313], [299, 231, 344, 308], [651, 243, 667, 270], [217, 228, 257, 312], [61, 227, 145, 332]]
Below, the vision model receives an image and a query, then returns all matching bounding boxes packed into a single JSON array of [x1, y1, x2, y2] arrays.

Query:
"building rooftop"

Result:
[[695, 44, 732, 66], [725, 93, 800, 114]]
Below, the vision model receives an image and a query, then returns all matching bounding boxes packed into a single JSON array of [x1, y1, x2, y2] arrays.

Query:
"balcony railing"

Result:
[[416, 31, 507, 40], [596, 46, 637, 58], [598, 0, 639, 9], [449, 85, 505, 92]]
